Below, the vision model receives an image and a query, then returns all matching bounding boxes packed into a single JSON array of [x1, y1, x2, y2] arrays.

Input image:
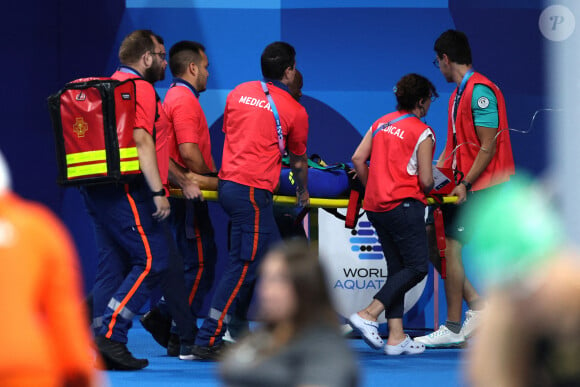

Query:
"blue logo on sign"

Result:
[[349, 221, 383, 260]]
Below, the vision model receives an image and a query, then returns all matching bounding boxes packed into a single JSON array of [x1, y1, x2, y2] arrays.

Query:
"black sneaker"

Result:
[[95, 336, 149, 371], [190, 341, 229, 361], [139, 308, 172, 348], [167, 333, 180, 357], [178, 343, 199, 360]]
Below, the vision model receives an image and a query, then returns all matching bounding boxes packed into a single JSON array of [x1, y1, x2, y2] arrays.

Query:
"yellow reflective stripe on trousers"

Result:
[[66, 150, 106, 165], [119, 147, 138, 159], [67, 162, 107, 178], [120, 160, 140, 172]]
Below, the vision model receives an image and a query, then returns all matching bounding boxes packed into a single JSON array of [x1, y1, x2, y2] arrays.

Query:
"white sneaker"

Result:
[[384, 335, 425, 355], [461, 309, 481, 339], [348, 313, 384, 349], [223, 329, 236, 344], [414, 325, 465, 348], [341, 323, 354, 336]]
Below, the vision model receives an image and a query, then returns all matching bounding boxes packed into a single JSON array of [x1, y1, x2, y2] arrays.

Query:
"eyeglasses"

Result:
[[430, 95, 438, 102], [432, 58, 440, 69], [151, 51, 167, 60]]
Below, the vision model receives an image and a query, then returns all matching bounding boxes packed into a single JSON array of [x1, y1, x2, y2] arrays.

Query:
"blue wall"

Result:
[[3, 0, 550, 326]]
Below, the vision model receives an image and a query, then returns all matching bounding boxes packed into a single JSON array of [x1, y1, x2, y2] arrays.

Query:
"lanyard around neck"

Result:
[[452, 68, 474, 135], [372, 113, 416, 138], [118, 65, 142, 77], [171, 78, 199, 99], [260, 81, 285, 155]]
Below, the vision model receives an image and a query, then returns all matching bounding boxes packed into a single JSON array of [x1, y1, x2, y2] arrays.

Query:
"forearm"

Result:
[[168, 158, 190, 188], [290, 152, 308, 192], [135, 134, 164, 192], [420, 174, 434, 195], [188, 172, 218, 191], [182, 155, 213, 175], [168, 159, 218, 191], [352, 160, 369, 187], [464, 144, 496, 185], [179, 142, 214, 174]]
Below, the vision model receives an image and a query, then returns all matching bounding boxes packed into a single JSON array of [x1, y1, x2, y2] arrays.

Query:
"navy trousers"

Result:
[[195, 180, 281, 347], [367, 199, 429, 320], [82, 178, 170, 343], [158, 198, 217, 341]]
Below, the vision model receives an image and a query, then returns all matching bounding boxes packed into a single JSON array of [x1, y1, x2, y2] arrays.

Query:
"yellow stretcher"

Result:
[[169, 189, 458, 207]]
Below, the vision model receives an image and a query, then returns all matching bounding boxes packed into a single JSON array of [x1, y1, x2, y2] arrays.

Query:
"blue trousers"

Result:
[[82, 178, 170, 343], [195, 180, 281, 347], [160, 198, 217, 340], [367, 199, 429, 320]]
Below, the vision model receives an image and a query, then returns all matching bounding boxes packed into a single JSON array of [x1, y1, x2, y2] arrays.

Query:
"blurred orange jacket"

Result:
[[0, 192, 99, 387]]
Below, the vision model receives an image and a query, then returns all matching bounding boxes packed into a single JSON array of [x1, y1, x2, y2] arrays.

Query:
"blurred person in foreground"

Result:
[[219, 240, 359, 387], [462, 176, 580, 386], [0, 151, 101, 387]]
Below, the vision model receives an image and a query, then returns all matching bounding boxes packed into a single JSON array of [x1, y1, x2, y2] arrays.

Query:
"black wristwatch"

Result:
[[460, 180, 472, 191], [152, 188, 166, 197]]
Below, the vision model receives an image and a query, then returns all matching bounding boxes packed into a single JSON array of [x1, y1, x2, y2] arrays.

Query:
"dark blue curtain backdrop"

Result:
[[2, 0, 551, 326]]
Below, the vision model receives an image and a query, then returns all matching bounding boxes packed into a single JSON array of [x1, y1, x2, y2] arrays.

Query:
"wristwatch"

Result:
[[460, 180, 472, 191], [152, 188, 166, 197]]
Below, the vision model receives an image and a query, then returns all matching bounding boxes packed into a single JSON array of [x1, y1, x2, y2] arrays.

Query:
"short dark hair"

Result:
[[434, 29, 472, 65], [395, 73, 438, 111], [261, 42, 296, 80], [169, 40, 206, 77], [118, 29, 159, 65]]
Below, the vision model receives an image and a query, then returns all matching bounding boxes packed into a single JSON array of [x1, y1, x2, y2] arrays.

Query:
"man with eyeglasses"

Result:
[[415, 30, 515, 348], [82, 29, 176, 370]]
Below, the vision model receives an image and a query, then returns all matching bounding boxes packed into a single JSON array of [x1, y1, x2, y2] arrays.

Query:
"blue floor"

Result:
[[103, 324, 468, 386]]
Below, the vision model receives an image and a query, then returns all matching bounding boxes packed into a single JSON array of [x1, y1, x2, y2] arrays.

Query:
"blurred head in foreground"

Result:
[[463, 175, 580, 386], [220, 240, 359, 387], [257, 240, 337, 330]]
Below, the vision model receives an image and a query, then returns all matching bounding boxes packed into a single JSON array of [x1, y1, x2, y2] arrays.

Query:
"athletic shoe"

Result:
[[95, 336, 148, 371], [167, 333, 180, 357], [139, 308, 171, 348], [461, 309, 481, 339], [384, 335, 426, 355], [178, 343, 199, 360], [348, 313, 384, 349], [341, 323, 354, 336], [190, 341, 229, 361], [414, 325, 465, 348], [223, 329, 236, 344]]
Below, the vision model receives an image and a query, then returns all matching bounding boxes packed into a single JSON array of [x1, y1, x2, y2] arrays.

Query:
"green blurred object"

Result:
[[461, 175, 563, 287]]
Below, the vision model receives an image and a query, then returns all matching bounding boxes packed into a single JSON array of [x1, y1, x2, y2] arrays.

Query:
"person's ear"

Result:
[[143, 51, 153, 68], [284, 66, 296, 82], [189, 62, 198, 77]]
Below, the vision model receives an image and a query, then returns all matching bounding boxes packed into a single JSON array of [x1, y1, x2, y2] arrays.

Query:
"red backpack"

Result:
[[47, 77, 152, 186]]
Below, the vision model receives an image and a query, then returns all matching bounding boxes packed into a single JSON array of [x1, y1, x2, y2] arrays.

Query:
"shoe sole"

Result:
[[100, 354, 149, 370], [348, 318, 383, 350], [422, 341, 466, 348], [385, 348, 426, 355], [179, 354, 200, 360]]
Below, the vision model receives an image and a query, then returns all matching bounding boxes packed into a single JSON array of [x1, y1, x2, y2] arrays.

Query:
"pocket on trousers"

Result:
[[240, 224, 268, 262]]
